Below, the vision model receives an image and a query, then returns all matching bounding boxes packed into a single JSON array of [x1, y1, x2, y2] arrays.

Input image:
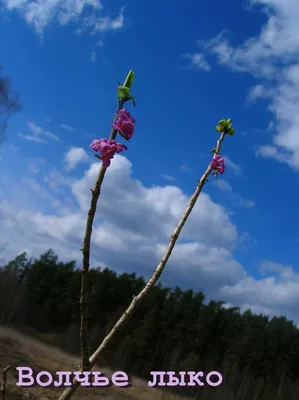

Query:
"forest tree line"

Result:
[[0, 249, 298, 399]]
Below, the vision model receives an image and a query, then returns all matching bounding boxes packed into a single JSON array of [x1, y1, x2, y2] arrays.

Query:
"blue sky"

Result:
[[1, 0, 299, 323]]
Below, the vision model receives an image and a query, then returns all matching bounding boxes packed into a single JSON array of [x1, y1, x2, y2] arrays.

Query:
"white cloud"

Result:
[[28, 121, 59, 141], [44, 167, 74, 193], [1, 154, 299, 323], [92, 7, 124, 32], [219, 260, 299, 323], [27, 158, 46, 174], [212, 179, 232, 192], [0, 154, 238, 277], [90, 51, 96, 62], [21, 177, 49, 199], [28, 162, 39, 174], [180, 164, 191, 173], [19, 132, 48, 144], [71, 157, 237, 249], [182, 53, 211, 71], [239, 232, 256, 250], [222, 155, 243, 176], [256, 144, 290, 163], [259, 260, 295, 278], [2, 0, 124, 37], [60, 124, 73, 132], [247, 84, 271, 103], [165, 242, 244, 290], [213, 179, 255, 209], [96, 40, 104, 47], [79, 6, 124, 34], [161, 174, 175, 181], [64, 147, 89, 171], [237, 198, 255, 208], [185, 0, 299, 170]]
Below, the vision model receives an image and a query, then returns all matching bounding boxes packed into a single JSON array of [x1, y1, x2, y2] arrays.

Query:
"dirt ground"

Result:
[[0, 326, 188, 400]]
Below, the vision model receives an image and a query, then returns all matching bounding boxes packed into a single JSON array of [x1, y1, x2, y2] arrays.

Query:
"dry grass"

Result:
[[0, 327, 189, 400]]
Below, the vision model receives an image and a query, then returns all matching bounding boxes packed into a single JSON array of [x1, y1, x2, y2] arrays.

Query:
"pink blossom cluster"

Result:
[[112, 109, 135, 140], [210, 154, 225, 174], [90, 138, 127, 168], [90, 109, 135, 169]]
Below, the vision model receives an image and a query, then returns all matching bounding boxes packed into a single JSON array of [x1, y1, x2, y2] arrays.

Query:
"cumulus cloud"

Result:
[[0, 154, 239, 284], [71, 156, 237, 248], [2, 0, 125, 37], [0, 153, 299, 322], [64, 147, 89, 171], [219, 260, 299, 324], [185, 0, 299, 169]]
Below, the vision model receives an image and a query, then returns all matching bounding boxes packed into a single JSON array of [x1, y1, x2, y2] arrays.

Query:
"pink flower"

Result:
[[90, 139, 103, 152], [210, 154, 225, 174], [112, 109, 135, 140], [90, 138, 127, 169]]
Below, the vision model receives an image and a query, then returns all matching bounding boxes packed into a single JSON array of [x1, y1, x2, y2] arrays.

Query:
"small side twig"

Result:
[[58, 132, 226, 400], [1, 365, 12, 400]]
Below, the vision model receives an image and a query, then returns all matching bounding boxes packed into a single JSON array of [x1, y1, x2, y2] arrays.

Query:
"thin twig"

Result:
[[58, 132, 226, 400], [79, 97, 124, 371], [0, 365, 12, 400]]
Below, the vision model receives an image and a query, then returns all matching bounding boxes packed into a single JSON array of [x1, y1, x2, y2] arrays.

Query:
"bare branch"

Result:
[[0, 67, 21, 145], [57, 132, 227, 400], [79, 97, 124, 371]]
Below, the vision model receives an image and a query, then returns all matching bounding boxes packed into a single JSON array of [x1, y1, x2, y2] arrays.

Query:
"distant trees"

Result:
[[1, 249, 299, 399], [0, 66, 21, 144]]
